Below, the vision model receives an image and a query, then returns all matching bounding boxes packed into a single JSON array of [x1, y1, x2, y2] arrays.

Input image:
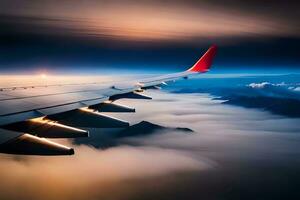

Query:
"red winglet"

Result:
[[187, 45, 217, 73]]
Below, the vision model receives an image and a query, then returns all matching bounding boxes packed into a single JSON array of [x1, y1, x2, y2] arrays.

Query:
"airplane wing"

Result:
[[0, 45, 217, 156]]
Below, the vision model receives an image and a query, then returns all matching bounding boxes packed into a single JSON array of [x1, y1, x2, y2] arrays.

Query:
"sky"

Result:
[[1, 2, 300, 199], [0, 0, 299, 74]]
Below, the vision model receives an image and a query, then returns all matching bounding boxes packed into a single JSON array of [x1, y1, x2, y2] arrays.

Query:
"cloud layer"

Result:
[[0, 75, 300, 199], [0, 144, 206, 200]]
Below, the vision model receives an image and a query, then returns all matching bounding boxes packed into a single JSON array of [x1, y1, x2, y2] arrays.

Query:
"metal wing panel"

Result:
[[0, 128, 23, 144], [0, 93, 16, 100], [0, 91, 109, 116], [0, 82, 112, 100], [0, 98, 39, 116], [0, 88, 132, 125], [0, 111, 44, 126], [138, 71, 195, 87], [37, 97, 108, 116]]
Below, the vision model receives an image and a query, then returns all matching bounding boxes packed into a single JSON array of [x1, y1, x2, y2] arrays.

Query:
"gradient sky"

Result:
[[0, 0, 299, 74]]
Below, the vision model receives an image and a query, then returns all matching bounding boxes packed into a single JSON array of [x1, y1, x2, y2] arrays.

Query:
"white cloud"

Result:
[[0, 84, 300, 200], [293, 87, 300, 91], [248, 82, 271, 88]]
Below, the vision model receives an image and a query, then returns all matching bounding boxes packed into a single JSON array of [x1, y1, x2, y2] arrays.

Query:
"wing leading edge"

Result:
[[0, 45, 217, 156]]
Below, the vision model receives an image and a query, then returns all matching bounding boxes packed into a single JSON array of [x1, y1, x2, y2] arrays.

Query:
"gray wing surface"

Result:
[[0, 45, 217, 155]]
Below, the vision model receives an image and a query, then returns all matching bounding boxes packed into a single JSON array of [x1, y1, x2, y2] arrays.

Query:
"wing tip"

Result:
[[188, 45, 218, 73]]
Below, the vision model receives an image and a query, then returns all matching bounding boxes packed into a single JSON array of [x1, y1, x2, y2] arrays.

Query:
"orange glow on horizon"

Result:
[[40, 74, 47, 79]]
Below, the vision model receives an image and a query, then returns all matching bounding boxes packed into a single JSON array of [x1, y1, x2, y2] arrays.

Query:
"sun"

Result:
[[40, 74, 47, 79]]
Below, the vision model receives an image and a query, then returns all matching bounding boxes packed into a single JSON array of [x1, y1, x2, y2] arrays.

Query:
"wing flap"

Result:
[[90, 102, 135, 113], [46, 108, 130, 128], [110, 92, 152, 101], [2, 118, 89, 138], [0, 132, 74, 156]]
